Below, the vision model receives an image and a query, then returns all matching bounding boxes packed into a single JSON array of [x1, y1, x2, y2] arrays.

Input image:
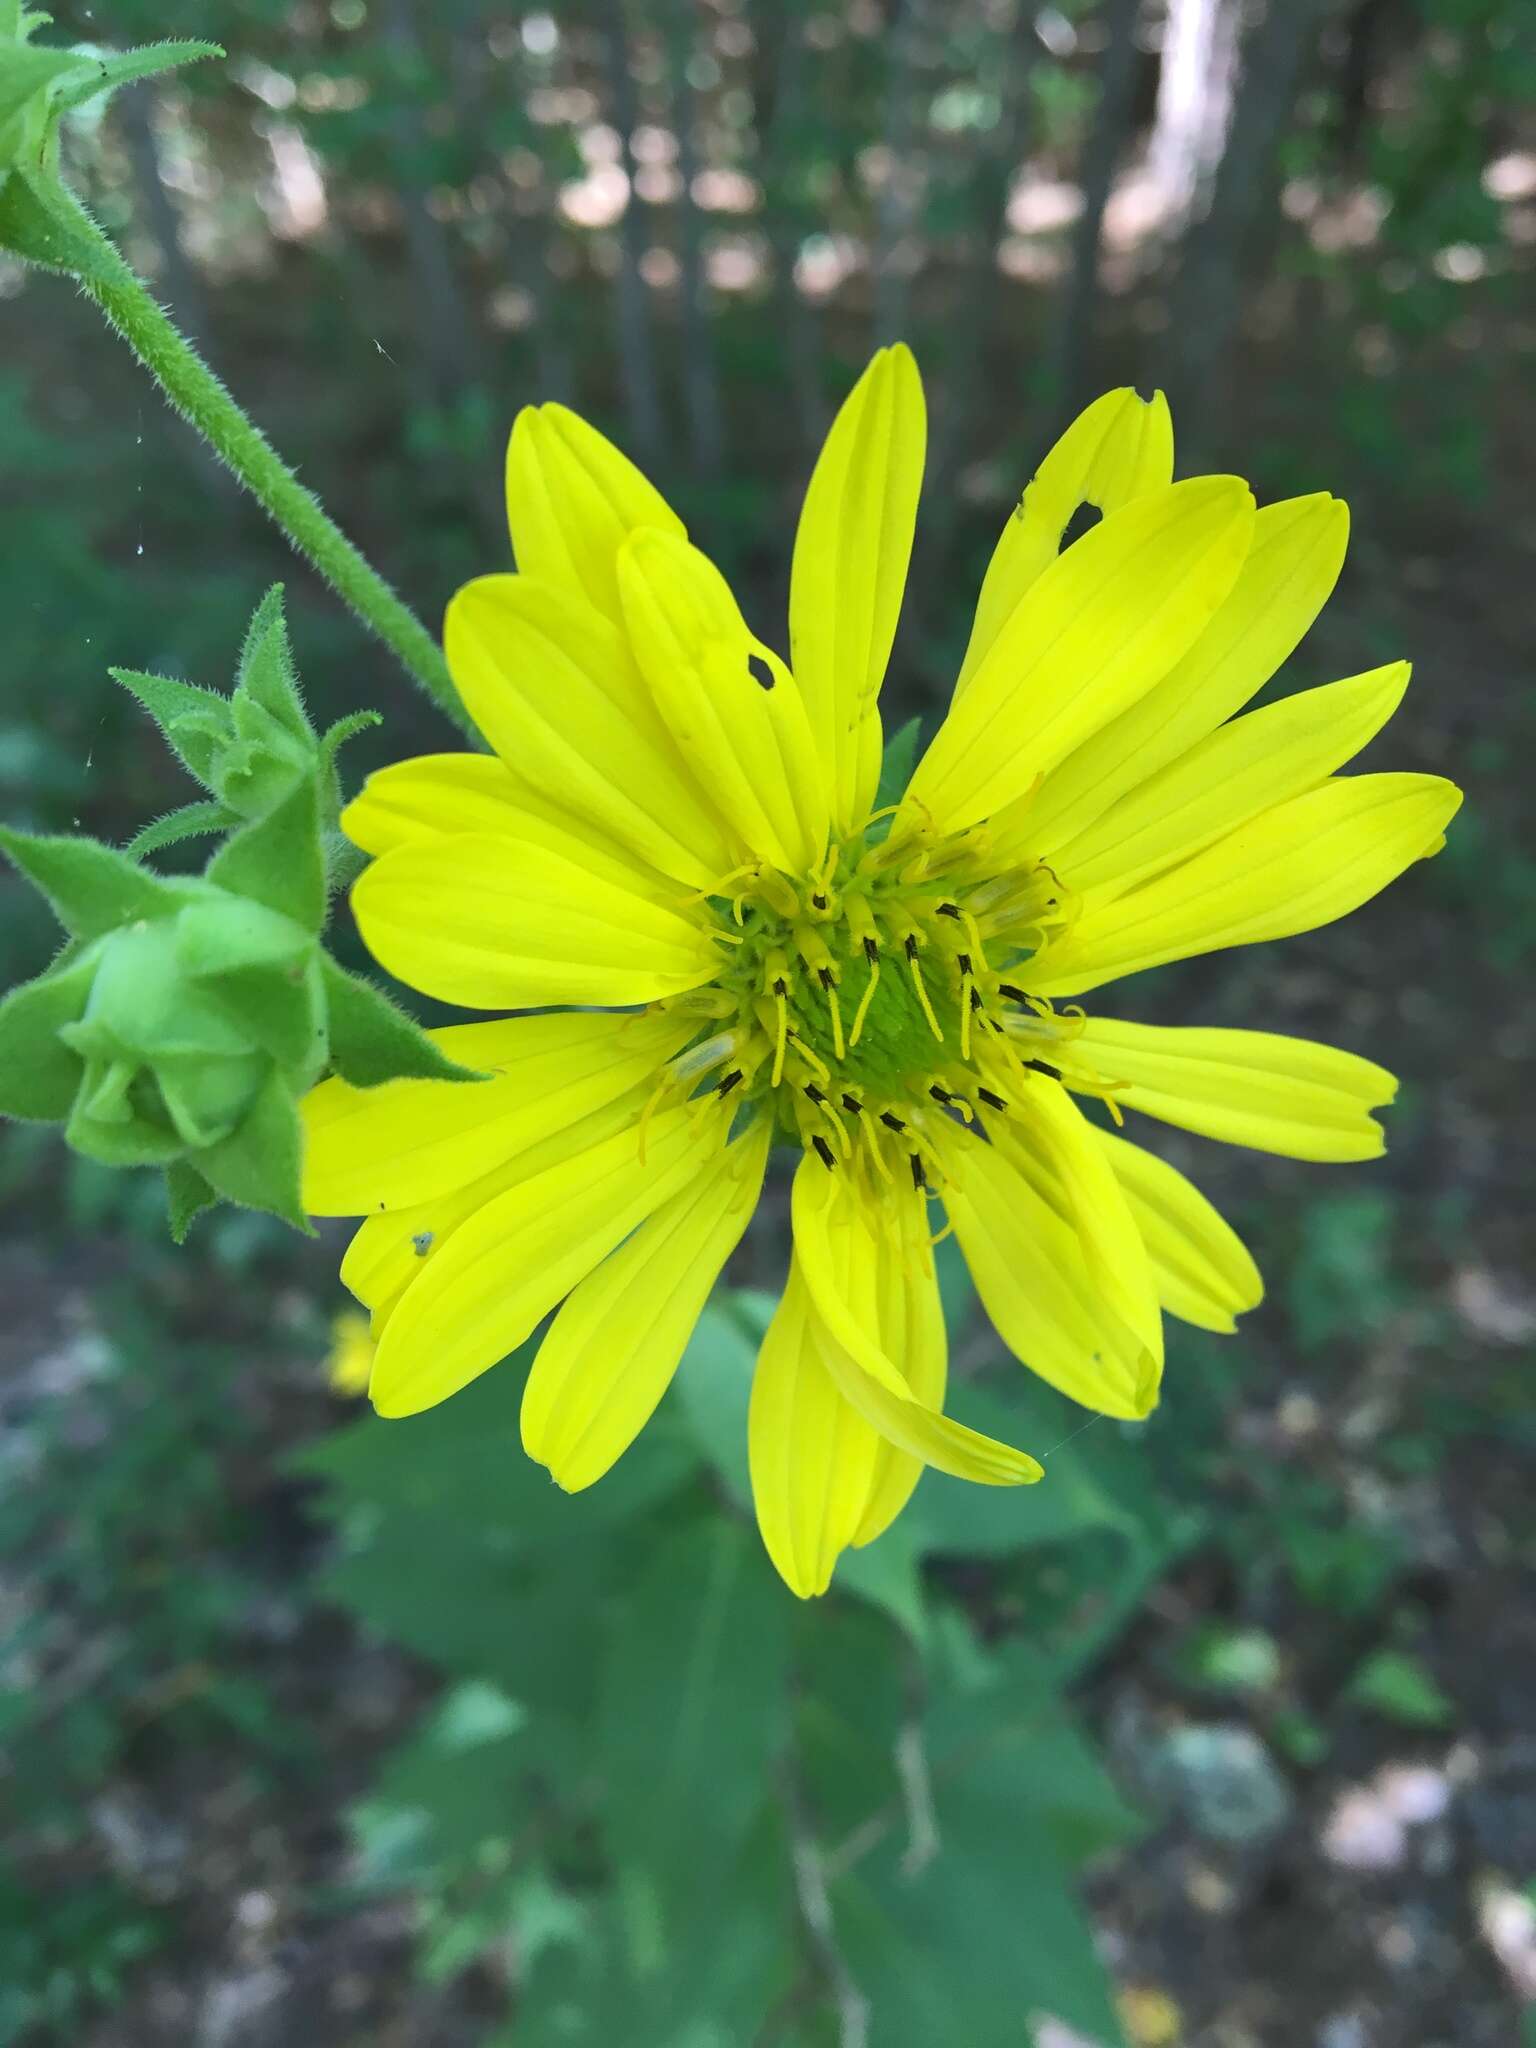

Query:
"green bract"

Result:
[[0, 7, 218, 189]]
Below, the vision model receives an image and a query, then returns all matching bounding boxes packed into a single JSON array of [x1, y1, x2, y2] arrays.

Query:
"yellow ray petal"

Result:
[[933, 1116, 1161, 1419], [849, 1187, 946, 1549], [342, 751, 679, 898], [1067, 1017, 1397, 1161], [788, 1159, 1043, 1485], [1007, 492, 1349, 859], [906, 476, 1255, 834], [445, 574, 740, 890], [957, 387, 1173, 693], [1028, 772, 1463, 997], [302, 1010, 692, 1217], [1090, 1127, 1263, 1333], [788, 344, 926, 829], [505, 401, 685, 625], [618, 529, 829, 874], [749, 1262, 886, 1599], [341, 753, 538, 857], [1053, 661, 1411, 899], [524, 1122, 770, 1492], [339, 1082, 654, 1336], [1001, 1075, 1163, 1366], [351, 831, 719, 1011], [369, 1101, 728, 1417]]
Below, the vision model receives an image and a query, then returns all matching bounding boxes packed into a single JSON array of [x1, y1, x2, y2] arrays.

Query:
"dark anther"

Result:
[[936, 902, 960, 919], [977, 1086, 1007, 1110], [910, 1154, 927, 1190], [997, 982, 1029, 1002], [811, 893, 828, 910], [747, 651, 775, 690], [804, 1083, 826, 1103], [840, 1092, 863, 1114], [818, 967, 836, 990], [718, 1070, 744, 1098], [812, 1135, 836, 1169], [1026, 1058, 1061, 1079], [772, 976, 788, 996], [929, 1085, 953, 1104], [880, 1110, 906, 1133], [863, 937, 880, 962], [957, 952, 973, 975], [969, 987, 985, 1011]]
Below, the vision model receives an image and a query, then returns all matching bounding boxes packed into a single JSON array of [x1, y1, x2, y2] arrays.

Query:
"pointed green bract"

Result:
[[0, 825, 185, 937], [236, 585, 310, 742], [194, 1067, 312, 1232], [205, 777, 326, 932], [111, 668, 234, 790], [0, 952, 95, 1120], [321, 956, 484, 1087], [164, 1159, 217, 1245], [127, 800, 238, 860]]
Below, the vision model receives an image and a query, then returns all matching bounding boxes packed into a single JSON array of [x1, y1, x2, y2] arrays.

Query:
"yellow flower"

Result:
[[327, 1309, 375, 1397], [301, 349, 1460, 1598]]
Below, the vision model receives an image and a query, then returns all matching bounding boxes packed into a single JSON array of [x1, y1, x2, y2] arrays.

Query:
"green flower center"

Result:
[[655, 820, 1076, 1179]]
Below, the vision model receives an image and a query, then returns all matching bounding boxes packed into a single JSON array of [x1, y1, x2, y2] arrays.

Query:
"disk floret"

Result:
[[653, 813, 1078, 1191]]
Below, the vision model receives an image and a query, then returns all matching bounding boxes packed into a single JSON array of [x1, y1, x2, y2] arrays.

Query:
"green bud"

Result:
[[2, 583, 480, 1241]]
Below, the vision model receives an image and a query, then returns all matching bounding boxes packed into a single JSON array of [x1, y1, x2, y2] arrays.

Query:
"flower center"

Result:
[[650, 816, 1079, 1185]]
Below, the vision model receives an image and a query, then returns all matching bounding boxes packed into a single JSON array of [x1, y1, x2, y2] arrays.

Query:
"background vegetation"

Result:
[[2, 1, 1534, 2042]]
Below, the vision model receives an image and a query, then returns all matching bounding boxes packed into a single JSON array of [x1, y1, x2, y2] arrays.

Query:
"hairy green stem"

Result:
[[62, 193, 473, 736]]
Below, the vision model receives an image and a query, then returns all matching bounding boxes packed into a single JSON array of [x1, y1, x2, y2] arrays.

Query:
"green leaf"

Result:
[[205, 776, 325, 930], [50, 39, 223, 117], [596, 1517, 790, 1921], [233, 585, 310, 743], [835, 1519, 929, 1643], [830, 1633, 1138, 2047], [0, 949, 93, 1119], [125, 800, 236, 860], [669, 1291, 764, 1510], [0, 825, 182, 937], [193, 1066, 311, 1231], [1343, 1648, 1453, 1728], [164, 1159, 218, 1243], [320, 956, 484, 1086], [874, 715, 922, 812]]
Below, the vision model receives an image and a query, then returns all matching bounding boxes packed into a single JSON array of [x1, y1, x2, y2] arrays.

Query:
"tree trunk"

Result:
[[1164, 0, 1331, 460], [600, 6, 667, 465], [669, 0, 726, 477], [1042, 0, 1144, 423], [755, 1, 827, 452]]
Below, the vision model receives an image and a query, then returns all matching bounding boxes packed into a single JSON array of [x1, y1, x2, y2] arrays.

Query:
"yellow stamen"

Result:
[[788, 1032, 831, 1087], [906, 947, 944, 1043], [824, 980, 846, 1061], [771, 987, 789, 1088], [848, 954, 880, 1049], [860, 1114, 895, 1187]]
